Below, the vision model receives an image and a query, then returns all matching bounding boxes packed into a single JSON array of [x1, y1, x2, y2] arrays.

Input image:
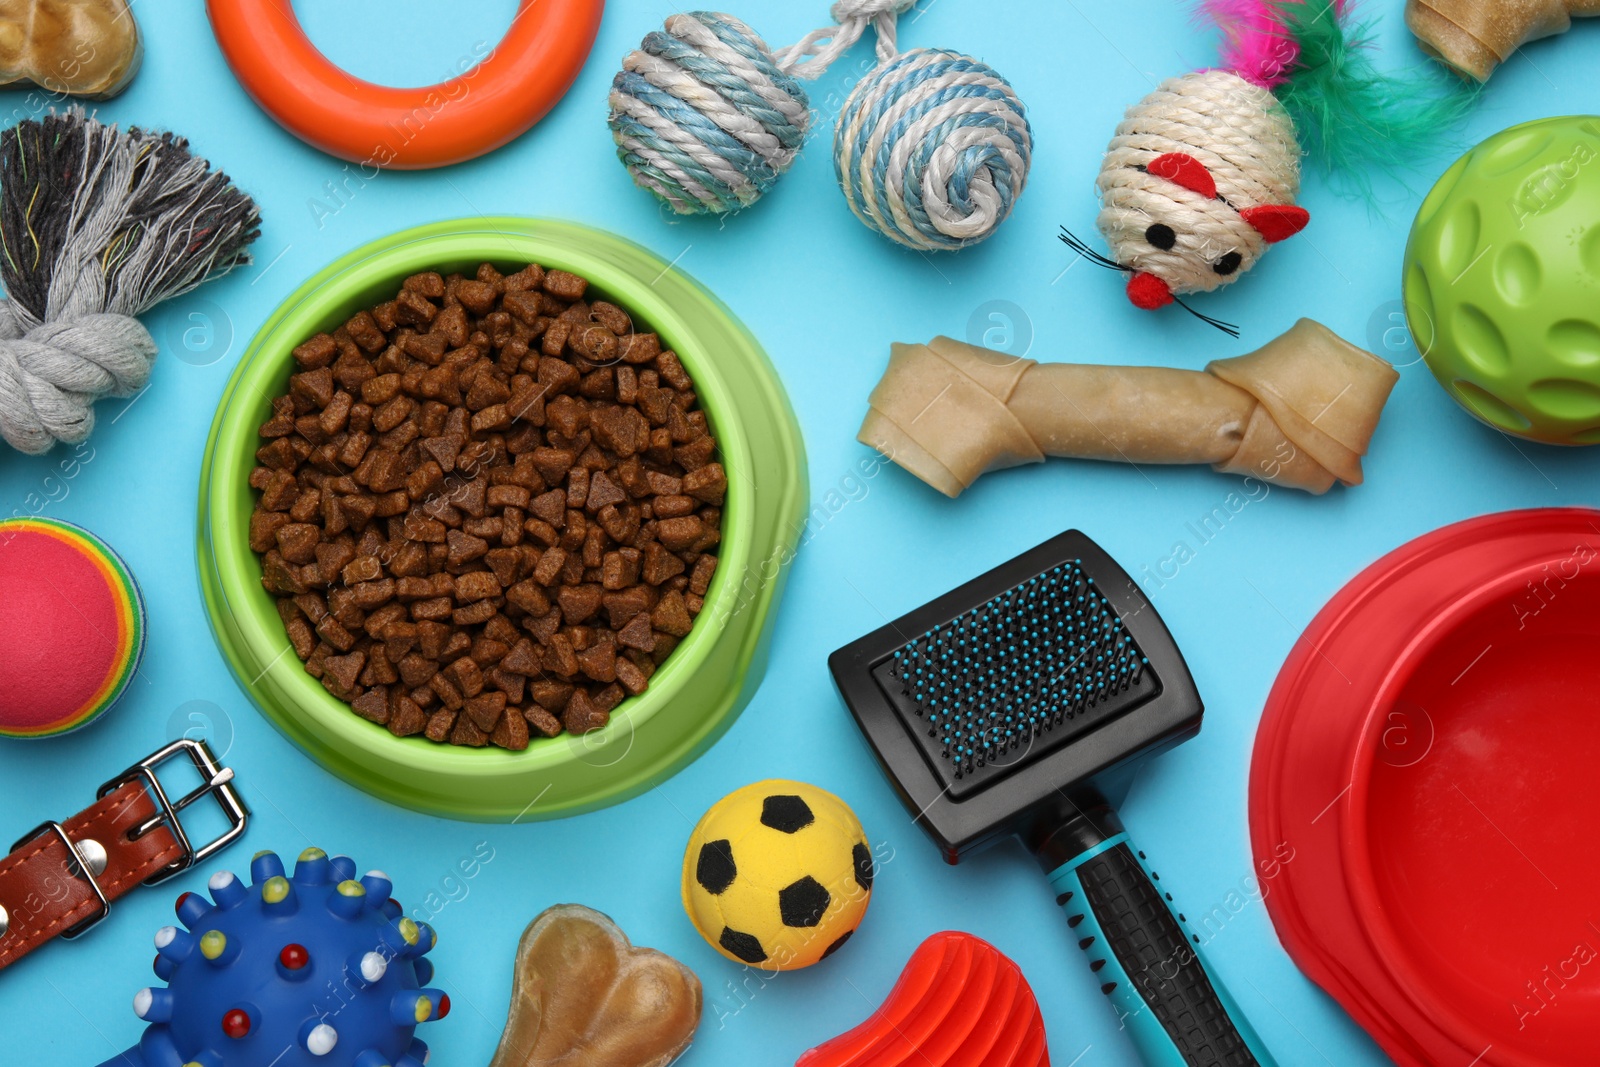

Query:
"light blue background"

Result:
[[2, 2, 1598, 1064]]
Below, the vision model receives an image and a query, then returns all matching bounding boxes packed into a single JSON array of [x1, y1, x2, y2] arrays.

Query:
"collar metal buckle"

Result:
[[97, 738, 250, 886]]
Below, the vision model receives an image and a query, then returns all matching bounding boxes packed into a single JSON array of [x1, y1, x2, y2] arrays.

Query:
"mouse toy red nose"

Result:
[[1126, 271, 1174, 310]]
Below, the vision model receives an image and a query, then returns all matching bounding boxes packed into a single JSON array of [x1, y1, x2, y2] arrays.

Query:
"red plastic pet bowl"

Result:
[[1250, 508, 1600, 1067]]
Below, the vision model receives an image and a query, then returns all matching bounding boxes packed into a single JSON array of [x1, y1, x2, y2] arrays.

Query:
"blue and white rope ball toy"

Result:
[[100, 848, 445, 1067], [607, 0, 1033, 252]]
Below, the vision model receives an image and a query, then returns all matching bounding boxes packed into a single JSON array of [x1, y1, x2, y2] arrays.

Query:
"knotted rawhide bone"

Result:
[[859, 319, 1398, 497], [0, 110, 260, 455], [1407, 0, 1600, 82]]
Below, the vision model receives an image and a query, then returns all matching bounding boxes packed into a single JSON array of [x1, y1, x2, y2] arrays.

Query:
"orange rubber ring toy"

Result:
[[206, 0, 605, 169]]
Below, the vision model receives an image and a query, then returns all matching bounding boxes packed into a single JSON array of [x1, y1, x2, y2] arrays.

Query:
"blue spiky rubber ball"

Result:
[[1404, 116, 1600, 445], [122, 848, 445, 1067]]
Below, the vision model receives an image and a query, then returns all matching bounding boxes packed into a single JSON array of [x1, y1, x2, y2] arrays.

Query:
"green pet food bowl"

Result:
[[198, 218, 807, 821]]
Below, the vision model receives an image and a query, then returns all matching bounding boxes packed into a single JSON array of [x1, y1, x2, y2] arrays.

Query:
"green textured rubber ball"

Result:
[[1404, 116, 1600, 445]]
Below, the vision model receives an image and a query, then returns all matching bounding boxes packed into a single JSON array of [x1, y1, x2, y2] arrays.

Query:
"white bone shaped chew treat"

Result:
[[0, 0, 142, 98], [488, 904, 702, 1067], [858, 319, 1398, 497]]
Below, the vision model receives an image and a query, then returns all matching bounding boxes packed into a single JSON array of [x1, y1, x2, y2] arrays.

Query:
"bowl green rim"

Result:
[[197, 217, 807, 821]]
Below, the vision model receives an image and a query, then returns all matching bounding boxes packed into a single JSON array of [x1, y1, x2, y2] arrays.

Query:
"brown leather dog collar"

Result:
[[0, 739, 247, 972]]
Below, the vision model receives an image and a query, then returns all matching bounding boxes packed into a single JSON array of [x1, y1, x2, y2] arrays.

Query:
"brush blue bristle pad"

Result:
[[881, 561, 1155, 792]]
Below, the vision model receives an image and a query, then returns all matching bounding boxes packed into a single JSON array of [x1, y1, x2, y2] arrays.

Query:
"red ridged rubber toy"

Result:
[[796, 931, 1049, 1067], [205, 0, 604, 169]]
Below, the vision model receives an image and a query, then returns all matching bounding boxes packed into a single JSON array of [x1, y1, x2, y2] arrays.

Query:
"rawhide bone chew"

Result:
[[859, 319, 1397, 496], [1407, 0, 1600, 82], [489, 904, 701, 1067], [609, 1, 1031, 251], [0, 110, 260, 455], [0, 0, 142, 98]]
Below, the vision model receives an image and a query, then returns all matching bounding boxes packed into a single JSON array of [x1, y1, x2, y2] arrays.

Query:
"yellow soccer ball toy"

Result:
[[682, 779, 874, 970]]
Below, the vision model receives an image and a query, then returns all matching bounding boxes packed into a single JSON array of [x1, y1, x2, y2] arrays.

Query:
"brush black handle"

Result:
[[1044, 833, 1277, 1067]]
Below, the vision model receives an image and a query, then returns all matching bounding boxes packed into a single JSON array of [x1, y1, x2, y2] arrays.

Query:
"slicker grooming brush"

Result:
[[830, 530, 1277, 1067]]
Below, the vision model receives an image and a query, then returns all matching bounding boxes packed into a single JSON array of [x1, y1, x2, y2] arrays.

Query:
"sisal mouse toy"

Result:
[[1064, 0, 1468, 331]]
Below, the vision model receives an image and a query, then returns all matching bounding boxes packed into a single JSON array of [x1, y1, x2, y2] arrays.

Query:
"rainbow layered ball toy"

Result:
[[1404, 116, 1600, 445], [0, 517, 145, 738], [682, 779, 874, 971]]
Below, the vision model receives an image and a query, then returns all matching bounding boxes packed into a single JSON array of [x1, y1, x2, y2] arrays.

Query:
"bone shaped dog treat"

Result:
[[0, 0, 141, 98], [859, 320, 1398, 497], [488, 905, 702, 1067], [1407, 0, 1600, 81]]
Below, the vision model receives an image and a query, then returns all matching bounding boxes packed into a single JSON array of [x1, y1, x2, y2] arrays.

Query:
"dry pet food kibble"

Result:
[[249, 262, 725, 751]]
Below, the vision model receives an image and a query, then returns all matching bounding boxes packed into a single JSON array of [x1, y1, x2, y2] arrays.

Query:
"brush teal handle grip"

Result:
[[1045, 833, 1277, 1067]]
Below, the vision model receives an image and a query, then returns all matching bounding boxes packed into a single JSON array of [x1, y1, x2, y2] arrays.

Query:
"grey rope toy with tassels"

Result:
[[0, 110, 260, 455]]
